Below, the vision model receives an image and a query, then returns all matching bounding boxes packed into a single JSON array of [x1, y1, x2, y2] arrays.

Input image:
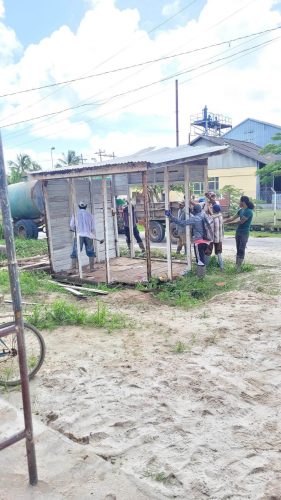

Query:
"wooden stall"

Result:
[[30, 143, 228, 285]]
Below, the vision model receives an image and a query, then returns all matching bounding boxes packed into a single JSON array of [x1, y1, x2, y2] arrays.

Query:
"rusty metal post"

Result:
[[142, 170, 151, 280], [0, 132, 38, 485]]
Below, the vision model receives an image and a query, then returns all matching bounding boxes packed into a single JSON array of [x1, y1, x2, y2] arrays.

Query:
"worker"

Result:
[[204, 191, 220, 215], [224, 195, 254, 270], [176, 201, 187, 255], [205, 204, 224, 270], [123, 203, 145, 254], [165, 204, 213, 278], [70, 201, 96, 271]]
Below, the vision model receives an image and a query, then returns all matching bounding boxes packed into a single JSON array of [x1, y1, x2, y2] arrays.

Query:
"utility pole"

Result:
[[175, 79, 179, 147], [94, 150, 115, 162], [79, 154, 88, 164]]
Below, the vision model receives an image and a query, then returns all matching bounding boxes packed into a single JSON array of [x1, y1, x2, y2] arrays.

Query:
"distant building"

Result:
[[190, 135, 281, 201], [223, 118, 281, 147]]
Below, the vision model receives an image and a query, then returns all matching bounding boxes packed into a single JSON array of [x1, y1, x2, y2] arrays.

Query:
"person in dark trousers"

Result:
[[225, 195, 254, 270], [123, 204, 145, 254], [176, 201, 187, 255], [70, 202, 96, 271], [165, 204, 213, 278]]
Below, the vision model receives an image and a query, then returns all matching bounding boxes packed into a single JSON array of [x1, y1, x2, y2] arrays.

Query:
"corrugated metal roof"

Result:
[[190, 135, 279, 164], [30, 143, 228, 179]]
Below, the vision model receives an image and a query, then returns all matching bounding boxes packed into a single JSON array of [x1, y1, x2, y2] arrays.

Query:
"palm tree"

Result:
[[8, 154, 41, 184], [56, 150, 81, 168]]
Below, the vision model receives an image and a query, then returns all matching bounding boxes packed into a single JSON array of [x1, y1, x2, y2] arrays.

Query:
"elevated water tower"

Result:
[[190, 105, 232, 137]]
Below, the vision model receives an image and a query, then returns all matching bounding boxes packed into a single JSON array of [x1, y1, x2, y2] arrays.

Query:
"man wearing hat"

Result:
[[70, 201, 96, 271]]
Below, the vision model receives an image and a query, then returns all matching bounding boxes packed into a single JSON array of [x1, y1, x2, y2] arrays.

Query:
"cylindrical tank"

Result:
[[8, 181, 44, 220]]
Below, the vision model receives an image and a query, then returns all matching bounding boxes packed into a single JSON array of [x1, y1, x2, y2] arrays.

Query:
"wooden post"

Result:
[[203, 163, 208, 195], [164, 166, 172, 280], [69, 179, 82, 279], [90, 177, 100, 263], [127, 183, 135, 258], [102, 176, 110, 284], [111, 175, 120, 257], [142, 171, 151, 281], [184, 166, 192, 271], [42, 181, 55, 273]]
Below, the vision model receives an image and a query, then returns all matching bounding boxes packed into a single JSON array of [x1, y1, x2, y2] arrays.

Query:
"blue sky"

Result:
[[0, 0, 281, 170]]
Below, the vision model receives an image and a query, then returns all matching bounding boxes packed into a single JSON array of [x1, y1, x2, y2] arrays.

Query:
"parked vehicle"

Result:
[[135, 201, 180, 243], [8, 181, 45, 239]]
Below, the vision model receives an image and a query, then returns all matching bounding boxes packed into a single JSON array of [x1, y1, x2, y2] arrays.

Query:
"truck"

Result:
[[135, 200, 180, 243], [8, 181, 45, 239]]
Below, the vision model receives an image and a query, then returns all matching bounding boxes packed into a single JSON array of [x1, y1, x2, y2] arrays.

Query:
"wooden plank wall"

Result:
[[46, 178, 116, 272]]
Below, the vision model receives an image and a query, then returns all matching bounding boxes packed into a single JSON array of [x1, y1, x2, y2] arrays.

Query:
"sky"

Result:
[[0, 0, 281, 170]]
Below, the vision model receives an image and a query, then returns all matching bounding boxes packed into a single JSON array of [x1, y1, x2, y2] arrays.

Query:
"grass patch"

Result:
[[26, 299, 127, 332], [224, 229, 281, 238], [137, 257, 255, 308], [172, 341, 187, 353], [0, 238, 48, 261], [0, 270, 67, 296]]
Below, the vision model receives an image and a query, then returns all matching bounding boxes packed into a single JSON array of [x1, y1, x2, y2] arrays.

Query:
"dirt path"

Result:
[[3, 266, 281, 499]]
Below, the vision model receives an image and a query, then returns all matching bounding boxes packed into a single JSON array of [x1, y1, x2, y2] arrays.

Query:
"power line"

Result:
[[7, 32, 276, 151], [2, 35, 278, 130], [0, 25, 279, 100]]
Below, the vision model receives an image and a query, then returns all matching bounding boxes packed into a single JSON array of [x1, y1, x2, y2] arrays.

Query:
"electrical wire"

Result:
[[1, 25, 279, 100]]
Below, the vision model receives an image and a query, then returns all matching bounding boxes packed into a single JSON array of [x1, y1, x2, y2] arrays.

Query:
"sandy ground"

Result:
[[1, 238, 281, 499]]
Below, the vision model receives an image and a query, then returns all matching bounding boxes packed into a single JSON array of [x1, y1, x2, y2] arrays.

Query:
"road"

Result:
[[119, 233, 281, 266]]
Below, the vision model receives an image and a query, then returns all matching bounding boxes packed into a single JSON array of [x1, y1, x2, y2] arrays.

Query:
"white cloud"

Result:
[[0, 0, 281, 159], [162, 0, 181, 17]]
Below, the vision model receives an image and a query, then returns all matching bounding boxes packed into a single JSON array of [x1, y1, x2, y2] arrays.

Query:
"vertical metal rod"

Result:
[[142, 170, 151, 281], [69, 179, 82, 278], [0, 133, 38, 485], [127, 182, 135, 258], [175, 79, 179, 147], [184, 166, 192, 271], [102, 176, 110, 284], [111, 175, 120, 258], [164, 167, 172, 280]]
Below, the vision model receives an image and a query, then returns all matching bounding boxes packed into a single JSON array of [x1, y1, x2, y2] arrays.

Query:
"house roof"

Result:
[[29, 143, 228, 180], [224, 117, 281, 135], [190, 135, 278, 164]]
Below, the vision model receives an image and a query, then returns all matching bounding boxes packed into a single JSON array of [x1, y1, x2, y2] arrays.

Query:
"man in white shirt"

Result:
[[70, 202, 96, 271]]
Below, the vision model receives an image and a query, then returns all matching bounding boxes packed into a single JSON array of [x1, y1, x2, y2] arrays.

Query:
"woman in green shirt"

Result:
[[225, 196, 254, 269]]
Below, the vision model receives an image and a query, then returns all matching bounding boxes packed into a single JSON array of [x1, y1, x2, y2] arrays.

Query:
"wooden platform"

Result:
[[56, 257, 187, 285]]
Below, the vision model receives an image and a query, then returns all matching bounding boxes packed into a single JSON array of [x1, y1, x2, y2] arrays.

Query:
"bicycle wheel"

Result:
[[0, 322, 45, 387]]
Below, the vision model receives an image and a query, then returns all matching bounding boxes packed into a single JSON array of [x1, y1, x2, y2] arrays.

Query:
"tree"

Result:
[[56, 150, 81, 167], [8, 154, 41, 184], [259, 132, 281, 185]]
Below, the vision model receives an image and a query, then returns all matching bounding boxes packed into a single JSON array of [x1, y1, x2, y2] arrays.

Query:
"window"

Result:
[[208, 177, 219, 191], [191, 182, 204, 196]]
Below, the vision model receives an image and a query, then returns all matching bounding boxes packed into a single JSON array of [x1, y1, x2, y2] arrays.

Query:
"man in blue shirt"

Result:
[[225, 195, 254, 269]]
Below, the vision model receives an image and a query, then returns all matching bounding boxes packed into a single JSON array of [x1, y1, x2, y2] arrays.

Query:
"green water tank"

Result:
[[8, 181, 44, 220]]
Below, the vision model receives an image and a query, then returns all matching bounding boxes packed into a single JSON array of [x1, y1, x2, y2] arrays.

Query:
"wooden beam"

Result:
[[203, 164, 208, 195], [42, 181, 55, 273], [29, 161, 148, 180], [111, 175, 120, 258], [184, 165, 192, 271], [69, 179, 83, 279], [102, 176, 110, 284], [164, 166, 172, 280], [127, 181, 135, 258], [142, 171, 151, 281]]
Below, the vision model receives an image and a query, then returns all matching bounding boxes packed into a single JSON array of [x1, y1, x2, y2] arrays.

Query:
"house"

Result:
[[223, 118, 281, 148], [30, 143, 227, 284], [190, 135, 280, 200]]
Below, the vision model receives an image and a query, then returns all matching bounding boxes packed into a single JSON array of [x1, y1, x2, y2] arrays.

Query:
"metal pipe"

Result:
[[0, 132, 38, 485], [0, 430, 26, 451], [142, 171, 151, 280]]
